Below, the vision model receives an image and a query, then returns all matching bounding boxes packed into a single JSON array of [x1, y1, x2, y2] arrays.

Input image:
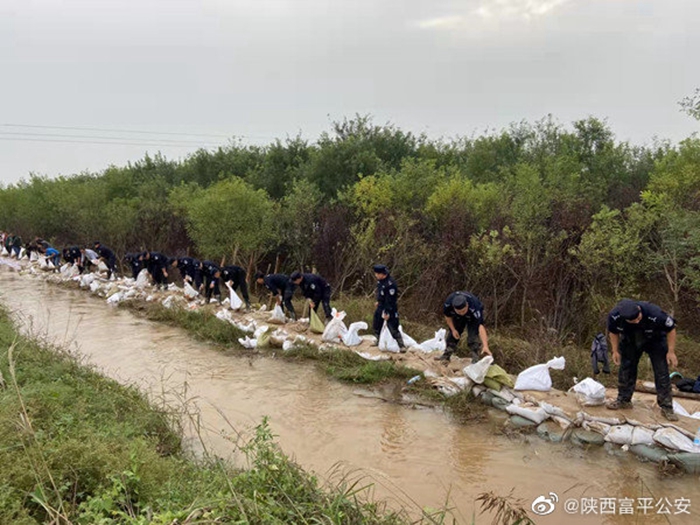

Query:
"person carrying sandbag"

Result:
[[371, 264, 405, 352], [435, 291, 492, 362], [221, 265, 251, 310], [255, 272, 297, 320], [290, 271, 333, 321], [93, 241, 117, 279]]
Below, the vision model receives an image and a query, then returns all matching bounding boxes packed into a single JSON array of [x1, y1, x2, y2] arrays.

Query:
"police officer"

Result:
[[144, 251, 169, 290], [221, 265, 251, 309], [93, 241, 117, 279], [201, 260, 222, 302], [606, 299, 679, 421], [290, 271, 332, 321], [254, 272, 296, 320], [171, 256, 202, 289], [124, 252, 146, 279], [436, 291, 492, 362], [63, 246, 80, 265], [372, 264, 405, 351]]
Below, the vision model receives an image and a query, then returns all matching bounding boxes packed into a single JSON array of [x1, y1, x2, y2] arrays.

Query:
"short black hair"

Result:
[[617, 299, 641, 320], [254, 271, 265, 280], [290, 271, 302, 281]]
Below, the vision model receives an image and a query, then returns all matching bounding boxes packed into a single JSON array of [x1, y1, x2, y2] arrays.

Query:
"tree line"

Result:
[[2, 115, 699, 343]]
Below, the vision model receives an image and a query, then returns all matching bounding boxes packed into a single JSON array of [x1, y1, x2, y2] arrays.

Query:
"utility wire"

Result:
[[0, 131, 224, 147]]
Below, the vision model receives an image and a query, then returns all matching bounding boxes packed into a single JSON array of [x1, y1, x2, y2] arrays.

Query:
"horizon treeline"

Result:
[[2, 115, 700, 342]]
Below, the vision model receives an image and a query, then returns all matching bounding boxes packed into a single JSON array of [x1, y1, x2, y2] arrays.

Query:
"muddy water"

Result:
[[1, 270, 699, 524]]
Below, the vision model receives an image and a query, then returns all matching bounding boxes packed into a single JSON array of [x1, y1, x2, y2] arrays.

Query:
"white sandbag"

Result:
[[571, 377, 606, 406], [89, 281, 101, 293], [225, 283, 243, 310], [342, 321, 367, 346], [378, 321, 400, 353], [604, 425, 634, 444], [653, 427, 697, 452], [80, 273, 95, 288], [355, 351, 390, 361], [399, 326, 419, 348], [0, 246, 7, 256], [322, 309, 348, 342], [514, 356, 566, 392], [238, 336, 257, 349], [135, 269, 150, 288], [216, 309, 234, 323], [269, 304, 286, 324], [96, 260, 109, 273], [46, 259, 56, 270], [449, 376, 474, 392], [417, 328, 447, 353], [463, 355, 494, 384], [183, 281, 199, 299], [59, 263, 70, 274], [673, 400, 693, 418], [506, 404, 549, 424], [106, 292, 122, 305], [631, 426, 655, 446], [39, 258, 48, 270], [282, 340, 294, 351], [162, 296, 176, 309], [19, 248, 26, 259]]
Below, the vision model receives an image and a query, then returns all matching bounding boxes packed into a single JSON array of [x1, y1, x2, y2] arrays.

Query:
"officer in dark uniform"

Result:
[[290, 271, 332, 321], [606, 299, 679, 421], [436, 291, 492, 362], [124, 253, 145, 279], [201, 260, 222, 302], [144, 251, 169, 290], [372, 264, 405, 351], [221, 265, 250, 309], [93, 241, 117, 278], [171, 256, 203, 289], [254, 272, 296, 320]]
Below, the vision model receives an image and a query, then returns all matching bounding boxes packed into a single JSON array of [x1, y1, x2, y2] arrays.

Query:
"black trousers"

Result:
[[310, 284, 332, 319], [281, 286, 296, 319], [205, 275, 221, 300], [230, 279, 250, 304], [445, 316, 481, 358], [373, 308, 404, 346], [617, 334, 672, 409], [105, 256, 117, 278], [152, 268, 167, 288]]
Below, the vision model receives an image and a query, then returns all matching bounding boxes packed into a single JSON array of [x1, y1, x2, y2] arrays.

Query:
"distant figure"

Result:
[[80, 248, 99, 273], [290, 271, 332, 321], [144, 251, 169, 290], [201, 260, 222, 302], [255, 272, 296, 320], [591, 333, 610, 375], [221, 265, 250, 309], [372, 264, 405, 351], [606, 299, 679, 421], [93, 241, 117, 278], [124, 252, 146, 279], [171, 256, 202, 289], [44, 246, 60, 268]]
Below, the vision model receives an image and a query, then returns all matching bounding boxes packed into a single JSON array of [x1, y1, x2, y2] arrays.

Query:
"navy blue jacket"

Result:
[[376, 274, 399, 314], [221, 265, 246, 286], [263, 274, 290, 296], [297, 273, 330, 301], [608, 301, 675, 340], [443, 291, 484, 325]]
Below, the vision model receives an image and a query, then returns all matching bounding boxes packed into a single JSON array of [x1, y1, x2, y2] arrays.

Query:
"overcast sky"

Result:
[[1, 0, 698, 184]]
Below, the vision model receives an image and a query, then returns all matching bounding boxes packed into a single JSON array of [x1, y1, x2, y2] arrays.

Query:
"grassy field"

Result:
[[0, 306, 467, 524]]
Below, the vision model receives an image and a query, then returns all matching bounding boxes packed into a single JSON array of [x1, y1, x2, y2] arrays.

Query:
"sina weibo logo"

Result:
[[531, 492, 558, 516]]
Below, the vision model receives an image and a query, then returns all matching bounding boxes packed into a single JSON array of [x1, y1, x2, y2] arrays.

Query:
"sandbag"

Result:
[[106, 292, 122, 305], [135, 269, 150, 288], [309, 309, 325, 334], [604, 425, 634, 445], [417, 328, 446, 353], [343, 321, 367, 346], [269, 304, 286, 324], [653, 427, 696, 452], [355, 351, 391, 361], [571, 377, 606, 406], [0, 246, 8, 256], [483, 364, 515, 390], [463, 355, 494, 384], [514, 356, 566, 392], [238, 336, 257, 349], [97, 260, 109, 273], [378, 321, 400, 353], [183, 281, 199, 299], [506, 404, 549, 424], [225, 282, 243, 310], [256, 327, 271, 348], [399, 326, 419, 348], [322, 309, 347, 342], [631, 426, 655, 446], [89, 281, 101, 293], [162, 296, 176, 309]]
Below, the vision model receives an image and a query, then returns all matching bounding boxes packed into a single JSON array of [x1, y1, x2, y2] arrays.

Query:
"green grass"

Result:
[[0, 307, 452, 524]]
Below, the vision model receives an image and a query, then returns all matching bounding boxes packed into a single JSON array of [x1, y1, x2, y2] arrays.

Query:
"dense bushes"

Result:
[[2, 116, 699, 343]]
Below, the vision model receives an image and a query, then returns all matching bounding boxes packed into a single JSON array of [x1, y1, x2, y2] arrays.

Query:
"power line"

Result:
[[0, 136, 223, 148], [2, 123, 234, 139], [0, 131, 224, 147]]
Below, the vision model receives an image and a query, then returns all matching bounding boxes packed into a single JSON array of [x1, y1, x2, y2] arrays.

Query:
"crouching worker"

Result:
[[202, 261, 222, 302], [221, 265, 251, 309], [93, 241, 117, 279], [290, 271, 332, 321], [145, 251, 169, 290], [436, 291, 491, 362], [124, 252, 145, 279], [254, 272, 296, 320], [171, 256, 202, 289], [372, 264, 405, 352], [44, 246, 61, 268], [606, 299, 679, 421]]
